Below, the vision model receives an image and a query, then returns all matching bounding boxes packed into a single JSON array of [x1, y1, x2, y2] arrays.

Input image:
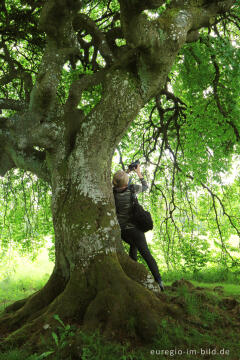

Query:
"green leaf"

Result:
[[52, 332, 59, 346]]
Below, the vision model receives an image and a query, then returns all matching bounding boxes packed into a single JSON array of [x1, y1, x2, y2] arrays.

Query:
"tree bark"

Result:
[[0, 0, 235, 351], [0, 69, 166, 348]]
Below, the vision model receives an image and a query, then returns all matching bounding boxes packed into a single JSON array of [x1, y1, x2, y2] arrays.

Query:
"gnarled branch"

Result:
[[65, 70, 107, 111], [29, 0, 81, 118], [73, 13, 115, 65], [119, 0, 165, 13], [0, 99, 26, 111], [0, 118, 50, 182]]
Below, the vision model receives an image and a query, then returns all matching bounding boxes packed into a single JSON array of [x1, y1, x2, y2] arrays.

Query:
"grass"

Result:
[[191, 281, 240, 297], [0, 249, 53, 312], [161, 265, 240, 284], [0, 349, 39, 360], [160, 266, 240, 300], [0, 251, 240, 359], [1, 251, 239, 313]]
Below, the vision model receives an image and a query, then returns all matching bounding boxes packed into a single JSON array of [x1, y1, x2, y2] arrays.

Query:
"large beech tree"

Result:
[[0, 0, 238, 350]]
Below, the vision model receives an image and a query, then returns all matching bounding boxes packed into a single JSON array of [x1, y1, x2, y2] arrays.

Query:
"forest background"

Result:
[[1, 17, 240, 278], [0, 0, 240, 359]]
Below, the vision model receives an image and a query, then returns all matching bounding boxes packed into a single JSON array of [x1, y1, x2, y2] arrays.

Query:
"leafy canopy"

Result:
[[0, 0, 240, 269]]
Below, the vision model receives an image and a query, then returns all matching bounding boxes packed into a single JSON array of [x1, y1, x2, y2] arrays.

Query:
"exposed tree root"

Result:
[[1, 255, 239, 358], [118, 252, 161, 294], [0, 253, 173, 351], [0, 267, 69, 333]]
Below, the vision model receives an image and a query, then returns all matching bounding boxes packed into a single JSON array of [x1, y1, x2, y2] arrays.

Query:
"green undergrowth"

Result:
[[0, 249, 53, 312], [1, 252, 239, 313], [152, 285, 239, 359], [161, 266, 240, 301], [151, 319, 238, 360], [1, 283, 240, 360], [0, 306, 239, 360], [0, 325, 150, 360], [0, 275, 49, 312], [0, 255, 240, 359], [0, 349, 37, 360], [161, 265, 240, 284], [192, 281, 240, 298]]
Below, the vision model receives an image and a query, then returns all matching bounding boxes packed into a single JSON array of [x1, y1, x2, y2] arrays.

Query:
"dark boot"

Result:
[[158, 280, 164, 292], [156, 277, 164, 292]]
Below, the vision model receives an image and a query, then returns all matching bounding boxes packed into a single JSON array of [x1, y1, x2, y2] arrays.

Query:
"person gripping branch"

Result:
[[112, 161, 164, 292]]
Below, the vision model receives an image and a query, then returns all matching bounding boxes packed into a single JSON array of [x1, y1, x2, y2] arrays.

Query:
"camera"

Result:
[[128, 159, 140, 171]]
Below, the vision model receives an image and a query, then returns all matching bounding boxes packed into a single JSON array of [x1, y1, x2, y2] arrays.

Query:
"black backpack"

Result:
[[129, 185, 153, 233]]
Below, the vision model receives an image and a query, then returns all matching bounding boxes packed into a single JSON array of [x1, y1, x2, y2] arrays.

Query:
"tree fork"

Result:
[[0, 0, 236, 353]]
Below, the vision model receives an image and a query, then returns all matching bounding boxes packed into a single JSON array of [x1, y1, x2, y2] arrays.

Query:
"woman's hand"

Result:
[[134, 164, 143, 179]]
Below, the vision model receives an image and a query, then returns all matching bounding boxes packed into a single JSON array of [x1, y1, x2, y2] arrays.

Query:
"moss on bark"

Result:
[[0, 253, 174, 351], [1, 257, 240, 358]]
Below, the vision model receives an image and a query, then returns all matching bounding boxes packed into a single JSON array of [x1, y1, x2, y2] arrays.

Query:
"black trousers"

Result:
[[121, 227, 162, 282]]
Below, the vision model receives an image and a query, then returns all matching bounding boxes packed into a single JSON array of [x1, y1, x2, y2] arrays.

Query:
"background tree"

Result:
[[0, 0, 239, 350]]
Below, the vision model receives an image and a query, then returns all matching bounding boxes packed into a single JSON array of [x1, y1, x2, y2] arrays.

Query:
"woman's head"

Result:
[[112, 170, 129, 188]]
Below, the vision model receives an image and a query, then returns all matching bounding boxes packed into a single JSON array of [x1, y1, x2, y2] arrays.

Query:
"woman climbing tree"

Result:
[[113, 164, 164, 291]]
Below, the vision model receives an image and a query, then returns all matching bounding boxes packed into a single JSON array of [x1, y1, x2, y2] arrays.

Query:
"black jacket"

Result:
[[113, 178, 148, 230]]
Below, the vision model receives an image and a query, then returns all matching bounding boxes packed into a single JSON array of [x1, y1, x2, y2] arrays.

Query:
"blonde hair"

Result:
[[112, 170, 129, 188]]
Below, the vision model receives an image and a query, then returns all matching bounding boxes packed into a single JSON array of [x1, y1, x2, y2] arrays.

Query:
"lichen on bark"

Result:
[[0, 0, 236, 351]]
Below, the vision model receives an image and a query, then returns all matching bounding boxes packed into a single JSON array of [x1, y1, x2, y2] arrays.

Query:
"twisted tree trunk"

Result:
[[0, 0, 234, 351]]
